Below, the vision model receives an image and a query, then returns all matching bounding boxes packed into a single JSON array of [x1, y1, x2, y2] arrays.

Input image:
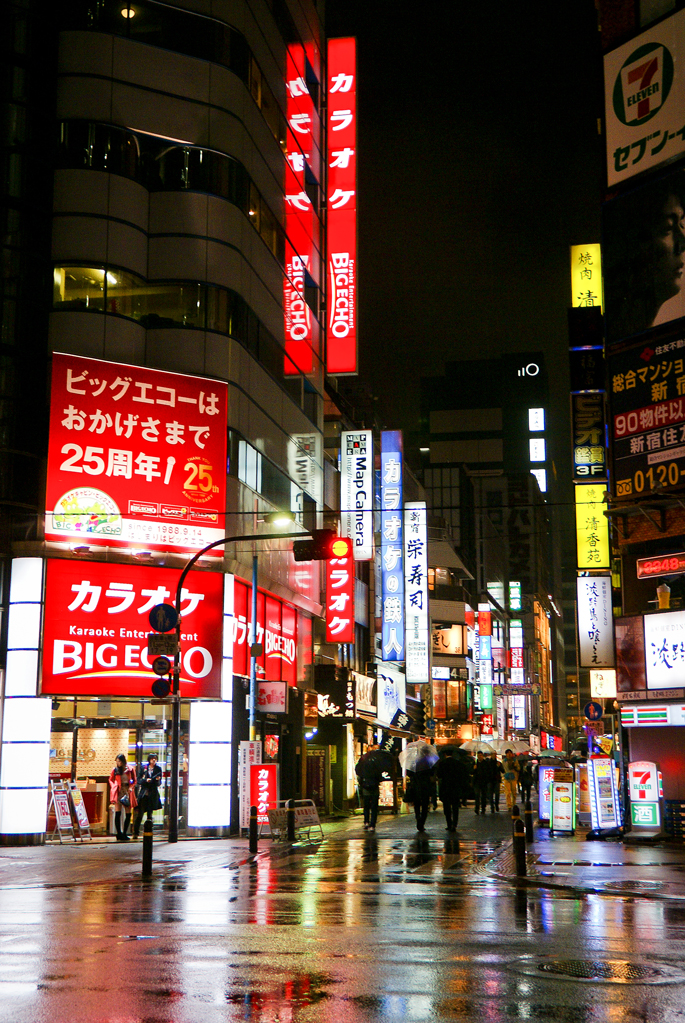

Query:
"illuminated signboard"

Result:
[[326, 37, 357, 374], [586, 757, 621, 830], [572, 393, 606, 480], [637, 552, 685, 579], [432, 624, 465, 656], [41, 560, 223, 698], [604, 9, 685, 186], [380, 431, 404, 661], [570, 243, 603, 311], [550, 781, 576, 833], [575, 483, 610, 569], [228, 577, 298, 686], [590, 668, 617, 699], [46, 354, 228, 555], [250, 763, 278, 826], [404, 502, 429, 683], [644, 610, 685, 689], [325, 545, 355, 644], [621, 703, 685, 726], [577, 575, 615, 667], [510, 618, 524, 683], [340, 430, 373, 560], [508, 581, 522, 611], [609, 339, 685, 498]]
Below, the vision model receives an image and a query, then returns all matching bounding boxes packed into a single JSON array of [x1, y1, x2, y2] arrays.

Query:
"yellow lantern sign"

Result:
[[575, 483, 610, 569], [570, 243, 603, 312]]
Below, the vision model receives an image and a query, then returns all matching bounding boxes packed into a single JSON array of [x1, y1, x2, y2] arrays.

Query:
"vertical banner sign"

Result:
[[46, 354, 228, 555], [575, 483, 610, 569], [570, 243, 603, 311], [404, 502, 429, 683], [577, 576, 615, 667], [381, 431, 404, 661], [284, 43, 316, 375], [509, 619, 524, 684], [572, 393, 607, 481], [326, 546, 355, 643], [326, 37, 357, 374], [239, 740, 262, 829], [250, 763, 278, 827], [340, 430, 373, 560]]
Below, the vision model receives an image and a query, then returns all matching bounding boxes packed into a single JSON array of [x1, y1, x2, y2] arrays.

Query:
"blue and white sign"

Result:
[[341, 430, 373, 561], [381, 431, 404, 661], [376, 664, 406, 725], [404, 502, 429, 683]]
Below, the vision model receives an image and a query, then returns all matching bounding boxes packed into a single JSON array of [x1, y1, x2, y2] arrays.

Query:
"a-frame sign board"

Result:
[[48, 780, 75, 843]]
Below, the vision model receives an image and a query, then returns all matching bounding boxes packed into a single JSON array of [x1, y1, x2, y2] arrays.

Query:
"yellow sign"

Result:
[[575, 483, 610, 569], [590, 669, 617, 699], [570, 243, 603, 311]]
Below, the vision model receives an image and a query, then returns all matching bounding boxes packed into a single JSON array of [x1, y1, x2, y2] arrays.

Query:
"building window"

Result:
[[528, 407, 545, 431], [529, 438, 546, 462]]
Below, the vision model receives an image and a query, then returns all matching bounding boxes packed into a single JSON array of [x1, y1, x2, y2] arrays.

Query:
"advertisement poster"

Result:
[[644, 610, 685, 689], [604, 9, 685, 186], [550, 781, 576, 833], [41, 559, 223, 698], [615, 614, 647, 692], [587, 757, 621, 830], [577, 576, 615, 667], [46, 354, 228, 554], [609, 339, 685, 500]]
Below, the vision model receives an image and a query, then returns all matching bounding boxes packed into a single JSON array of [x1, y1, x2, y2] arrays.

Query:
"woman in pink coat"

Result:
[[109, 754, 137, 841]]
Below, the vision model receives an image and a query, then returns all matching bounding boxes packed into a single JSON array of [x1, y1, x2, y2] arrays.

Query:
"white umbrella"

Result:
[[399, 740, 439, 772], [489, 739, 531, 754], [459, 740, 496, 754]]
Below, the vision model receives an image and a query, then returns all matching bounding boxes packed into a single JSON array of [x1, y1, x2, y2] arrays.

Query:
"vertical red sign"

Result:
[[250, 763, 278, 825], [231, 579, 298, 683], [326, 37, 357, 375], [326, 553, 355, 643]]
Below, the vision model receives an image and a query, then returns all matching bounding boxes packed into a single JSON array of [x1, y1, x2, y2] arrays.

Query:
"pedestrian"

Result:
[[133, 753, 163, 838], [407, 766, 434, 832], [489, 752, 504, 811], [462, 752, 475, 807], [355, 745, 386, 832], [502, 749, 520, 810], [519, 758, 534, 805], [472, 751, 488, 815], [436, 750, 467, 830], [109, 753, 137, 841]]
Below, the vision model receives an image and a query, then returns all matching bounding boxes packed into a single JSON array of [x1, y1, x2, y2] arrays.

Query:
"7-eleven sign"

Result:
[[628, 761, 661, 801]]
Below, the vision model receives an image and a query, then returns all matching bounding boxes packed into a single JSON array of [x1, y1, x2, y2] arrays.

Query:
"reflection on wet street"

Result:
[[1, 832, 684, 1022]]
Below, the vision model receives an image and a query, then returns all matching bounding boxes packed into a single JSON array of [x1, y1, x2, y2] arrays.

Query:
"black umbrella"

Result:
[[356, 749, 394, 781]]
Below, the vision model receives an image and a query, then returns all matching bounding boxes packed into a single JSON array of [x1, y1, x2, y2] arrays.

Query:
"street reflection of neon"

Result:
[[254, 858, 273, 927]]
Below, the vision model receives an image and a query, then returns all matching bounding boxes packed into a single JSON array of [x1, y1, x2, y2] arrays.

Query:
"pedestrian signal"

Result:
[[293, 530, 352, 562]]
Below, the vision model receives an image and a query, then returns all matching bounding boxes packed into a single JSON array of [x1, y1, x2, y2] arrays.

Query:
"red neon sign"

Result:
[[232, 580, 298, 685], [636, 552, 685, 578], [326, 37, 357, 375], [250, 763, 278, 825], [46, 354, 228, 555], [326, 549, 355, 643]]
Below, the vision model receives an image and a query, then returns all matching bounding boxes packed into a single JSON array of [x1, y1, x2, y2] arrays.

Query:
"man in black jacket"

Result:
[[436, 750, 468, 830]]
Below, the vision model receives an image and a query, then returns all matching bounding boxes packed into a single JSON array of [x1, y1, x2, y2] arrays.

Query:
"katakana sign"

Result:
[[610, 339, 685, 500], [326, 37, 357, 374], [41, 559, 223, 697], [46, 354, 228, 554], [604, 8, 685, 185], [572, 393, 606, 480], [325, 547, 355, 643], [380, 431, 404, 661], [227, 577, 298, 686]]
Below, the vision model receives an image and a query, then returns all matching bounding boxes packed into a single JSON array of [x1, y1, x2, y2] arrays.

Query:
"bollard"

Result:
[[511, 804, 520, 837], [142, 816, 153, 878], [286, 798, 296, 842], [513, 818, 527, 877], [249, 804, 258, 854], [524, 799, 534, 844]]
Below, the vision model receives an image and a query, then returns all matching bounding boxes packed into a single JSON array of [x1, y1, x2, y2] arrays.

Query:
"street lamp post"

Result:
[[167, 529, 307, 844]]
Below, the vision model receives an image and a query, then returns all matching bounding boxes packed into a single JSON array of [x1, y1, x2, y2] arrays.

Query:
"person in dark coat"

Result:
[[487, 752, 505, 811], [407, 767, 435, 832], [436, 750, 467, 830], [133, 754, 163, 838], [472, 751, 490, 814], [355, 746, 386, 832]]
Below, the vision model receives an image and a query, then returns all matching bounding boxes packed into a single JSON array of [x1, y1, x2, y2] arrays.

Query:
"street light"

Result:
[[167, 524, 307, 843]]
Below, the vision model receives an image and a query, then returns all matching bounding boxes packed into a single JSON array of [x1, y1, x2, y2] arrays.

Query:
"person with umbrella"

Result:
[[355, 745, 392, 832], [399, 741, 439, 833], [436, 749, 468, 830]]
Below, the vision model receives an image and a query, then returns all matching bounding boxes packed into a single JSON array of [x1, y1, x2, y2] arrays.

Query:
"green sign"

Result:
[[630, 802, 660, 828]]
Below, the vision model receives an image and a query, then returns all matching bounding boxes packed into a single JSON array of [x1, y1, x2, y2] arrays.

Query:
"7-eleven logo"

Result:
[[614, 42, 672, 126]]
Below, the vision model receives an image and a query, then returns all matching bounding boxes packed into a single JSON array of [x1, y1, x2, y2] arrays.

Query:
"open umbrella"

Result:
[[537, 749, 568, 758], [399, 741, 439, 772], [487, 739, 531, 754], [459, 740, 495, 754], [356, 748, 394, 781]]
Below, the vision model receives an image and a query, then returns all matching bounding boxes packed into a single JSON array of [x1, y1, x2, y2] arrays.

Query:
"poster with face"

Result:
[[603, 167, 685, 343]]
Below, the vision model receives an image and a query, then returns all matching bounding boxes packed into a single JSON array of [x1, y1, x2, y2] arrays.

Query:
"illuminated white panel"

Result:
[[531, 468, 547, 492], [187, 785, 231, 828], [5, 649, 39, 697], [188, 743, 232, 785], [0, 789, 51, 835], [528, 408, 545, 431], [222, 575, 234, 700], [0, 742, 50, 789], [529, 438, 546, 462], [7, 603, 42, 650], [9, 558, 43, 603], [2, 697, 52, 742], [190, 701, 232, 743]]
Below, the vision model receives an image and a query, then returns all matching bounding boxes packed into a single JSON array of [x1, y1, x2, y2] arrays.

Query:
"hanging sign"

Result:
[[575, 483, 610, 569], [326, 549, 355, 643], [577, 575, 615, 667], [404, 502, 429, 683], [340, 430, 373, 559], [380, 431, 404, 661]]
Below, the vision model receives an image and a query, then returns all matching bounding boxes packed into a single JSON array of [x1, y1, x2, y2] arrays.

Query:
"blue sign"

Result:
[[584, 700, 603, 721], [380, 431, 404, 661], [149, 603, 178, 633]]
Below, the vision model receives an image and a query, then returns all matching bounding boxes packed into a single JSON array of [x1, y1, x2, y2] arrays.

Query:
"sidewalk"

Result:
[[486, 822, 685, 900]]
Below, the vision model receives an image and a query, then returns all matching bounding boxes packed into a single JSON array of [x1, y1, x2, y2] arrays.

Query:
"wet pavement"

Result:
[[1, 805, 685, 1021]]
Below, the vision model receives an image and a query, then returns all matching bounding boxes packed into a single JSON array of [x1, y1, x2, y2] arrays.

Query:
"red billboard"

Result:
[[41, 560, 223, 698], [232, 579, 298, 685], [326, 37, 357, 375], [325, 552, 355, 643], [46, 354, 228, 555], [250, 763, 278, 825]]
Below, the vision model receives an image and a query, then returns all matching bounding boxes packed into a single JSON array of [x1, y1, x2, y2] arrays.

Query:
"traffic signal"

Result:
[[292, 530, 352, 562]]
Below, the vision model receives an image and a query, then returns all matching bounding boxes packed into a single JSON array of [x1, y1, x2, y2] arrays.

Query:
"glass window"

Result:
[[140, 282, 204, 329], [53, 267, 105, 311], [531, 468, 547, 493], [529, 438, 546, 462], [105, 268, 146, 319], [528, 407, 545, 431]]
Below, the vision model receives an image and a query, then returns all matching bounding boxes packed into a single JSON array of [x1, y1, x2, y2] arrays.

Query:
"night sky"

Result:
[[326, 0, 605, 471]]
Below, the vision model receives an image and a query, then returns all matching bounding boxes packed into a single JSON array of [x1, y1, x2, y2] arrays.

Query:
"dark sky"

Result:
[[326, 0, 605, 470]]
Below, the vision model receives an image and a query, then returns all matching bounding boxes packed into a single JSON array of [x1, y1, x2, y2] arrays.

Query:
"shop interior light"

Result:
[[120, 6, 136, 17]]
